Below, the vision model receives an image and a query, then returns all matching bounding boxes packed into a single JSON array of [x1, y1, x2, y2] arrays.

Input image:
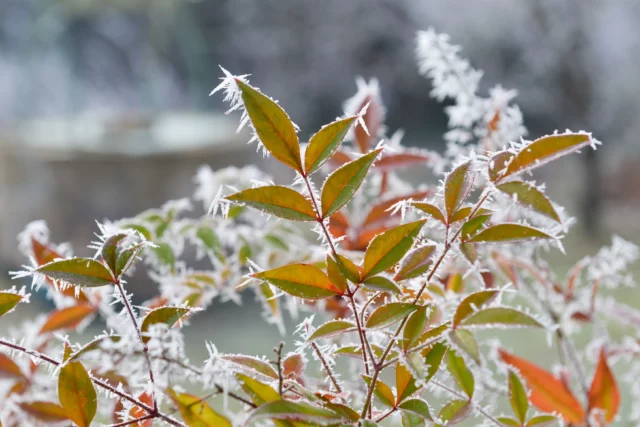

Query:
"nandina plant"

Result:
[[0, 29, 637, 427]]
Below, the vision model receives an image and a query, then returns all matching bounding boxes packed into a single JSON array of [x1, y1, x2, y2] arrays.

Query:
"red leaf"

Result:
[[40, 305, 96, 334], [588, 348, 620, 423], [499, 349, 585, 423], [362, 191, 431, 228], [374, 153, 430, 172]]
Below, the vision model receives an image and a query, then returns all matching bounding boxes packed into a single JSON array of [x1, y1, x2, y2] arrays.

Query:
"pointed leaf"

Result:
[[460, 215, 492, 242], [448, 329, 480, 364], [412, 202, 446, 224], [401, 412, 425, 427], [253, 264, 341, 299], [366, 302, 418, 330], [423, 343, 448, 383], [499, 349, 586, 423], [115, 243, 144, 278], [396, 363, 419, 404], [497, 417, 522, 426], [333, 254, 361, 283], [375, 153, 431, 172], [321, 149, 382, 218], [58, 361, 97, 427], [453, 290, 500, 328], [282, 353, 305, 379], [497, 181, 561, 222], [0, 353, 25, 379], [305, 116, 357, 174], [504, 133, 593, 178], [222, 356, 278, 380], [40, 305, 96, 334], [446, 351, 475, 398], [394, 245, 436, 281], [226, 186, 316, 221], [308, 320, 356, 341], [462, 307, 542, 328], [467, 224, 552, 244], [398, 398, 433, 421], [363, 220, 426, 279], [459, 243, 477, 264], [488, 150, 515, 182], [246, 400, 343, 424], [509, 370, 529, 423], [167, 388, 232, 427], [363, 191, 431, 228], [326, 255, 348, 293], [19, 401, 69, 423], [450, 206, 473, 224], [526, 415, 557, 426], [403, 306, 429, 351], [100, 233, 127, 274], [362, 375, 395, 407], [588, 348, 620, 423], [36, 258, 114, 287], [0, 292, 23, 317], [236, 79, 302, 172], [361, 276, 401, 294], [140, 306, 189, 343], [445, 161, 475, 222], [438, 400, 472, 425]]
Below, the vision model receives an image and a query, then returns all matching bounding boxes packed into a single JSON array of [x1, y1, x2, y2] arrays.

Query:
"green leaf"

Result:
[[401, 412, 425, 427], [448, 329, 480, 364], [361, 421, 380, 427], [152, 243, 175, 271], [226, 186, 316, 221], [423, 342, 448, 383], [509, 370, 529, 423], [398, 398, 433, 421], [446, 351, 475, 398], [459, 243, 478, 264], [452, 290, 500, 328], [497, 417, 523, 426], [307, 320, 356, 341], [246, 400, 344, 425], [394, 245, 436, 281], [140, 307, 189, 343], [321, 149, 382, 218], [167, 388, 232, 427], [361, 276, 401, 294], [460, 215, 492, 242], [115, 243, 144, 278], [438, 400, 472, 425], [36, 258, 113, 287], [445, 161, 475, 222], [236, 373, 280, 405], [412, 202, 446, 224], [497, 181, 561, 222], [326, 255, 348, 293], [58, 361, 97, 427], [0, 292, 22, 317], [333, 254, 361, 283], [362, 375, 395, 407], [18, 401, 69, 423], [253, 264, 342, 299], [99, 233, 127, 274], [526, 415, 557, 426], [305, 116, 357, 175], [488, 150, 516, 182], [450, 206, 473, 224], [236, 79, 302, 172], [68, 335, 121, 361], [503, 133, 593, 178], [462, 307, 542, 328], [363, 220, 426, 279], [221, 355, 278, 380], [403, 306, 429, 351], [396, 363, 420, 404], [366, 302, 418, 330], [197, 226, 226, 261], [467, 224, 552, 244]]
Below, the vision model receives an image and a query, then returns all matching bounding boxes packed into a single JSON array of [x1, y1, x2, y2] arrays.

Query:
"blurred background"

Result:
[[0, 0, 639, 376]]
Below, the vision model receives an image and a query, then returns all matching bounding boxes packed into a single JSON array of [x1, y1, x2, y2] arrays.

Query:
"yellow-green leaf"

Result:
[[403, 305, 428, 351], [460, 215, 491, 242], [394, 245, 436, 281], [99, 233, 127, 274], [361, 276, 401, 294], [448, 329, 480, 364], [320, 149, 382, 218], [423, 342, 448, 383], [236, 373, 280, 405], [445, 161, 475, 222], [0, 292, 22, 317], [226, 186, 316, 221], [305, 116, 357, 175], [398, 398, 433, 422], [307, 320, 356, 341], [526, 415, 557, 426], [167, 388, 232, 427], [503, 133, 593, 178], [452, 290, 500, 328], [140, 306, 189, 343], [450, 206, 473, 224], [221, 355, 278, 380], [446, 351, 475, 398], [362, 375, 395, 407], [18, 401, 69, 423], [252, 264, 342, 299], [396, 363, 419, 404], [333, 254, 361, 284], [36, 258, 114, 287], [115, 243, 144, 278], [363, 220, 426, 279], [366, 302, 418, 330], [459, 243, 478, 264], [58, 361, 97, 427], [497, 181, 561, 222], [236, 79, 302, 172], [509, 370, 529, 423], [438, 400, 472, 425], [247, 400, 343, 424], [467, 224, 552, 244], [326, 255, 348, 293], [462, 307, 542, 328], [412, 202, 445, 224]]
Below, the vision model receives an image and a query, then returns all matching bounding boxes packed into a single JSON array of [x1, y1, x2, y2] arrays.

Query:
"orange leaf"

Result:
[[327, 149, 353, 168], [40, 305, 96, 334], [31, 238, 89, 302], [499, 349, 585, 423], [354, 94, 382, 153], [0, 353, 25, 380], [588, 348, 620, 423], [129, 392, 153, 427], [362, 191, 431, 228], [374, 153, 430, 172], [58, 361, 97, 427]]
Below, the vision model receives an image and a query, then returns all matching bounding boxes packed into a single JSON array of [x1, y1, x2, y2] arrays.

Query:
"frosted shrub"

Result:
[[1, 29, 637, 427]]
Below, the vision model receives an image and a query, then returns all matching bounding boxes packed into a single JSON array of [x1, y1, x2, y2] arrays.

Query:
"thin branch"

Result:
[[273, 341, 285, 396], [311, 341, 342, 393], [108, 414, 155, 427]]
